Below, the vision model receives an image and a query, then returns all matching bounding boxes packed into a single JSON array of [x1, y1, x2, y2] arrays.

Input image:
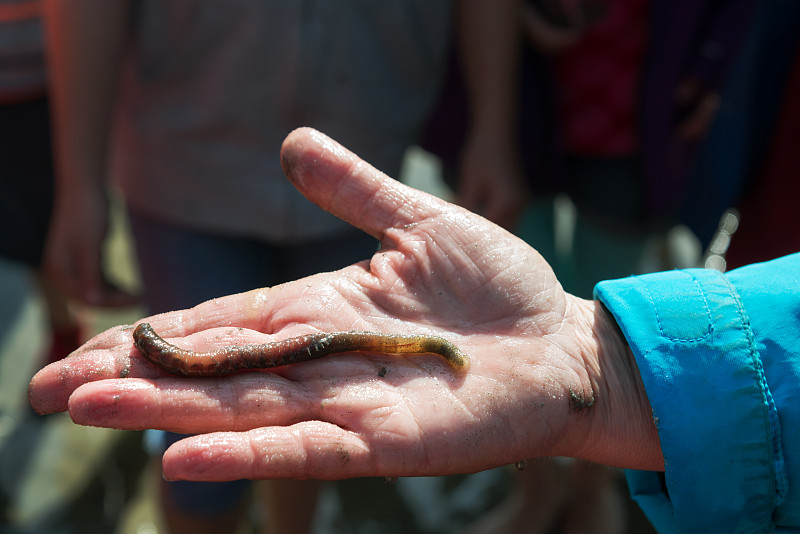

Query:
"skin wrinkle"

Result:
[[247, 288, 274, 335], [381, 278, 423, 320], [426, 257, 477, 324], [357, 252, 445, 327], [381, 383, 441, 474], [480, 379, 529, 451], [354, 297, 400, 330], [238, 436, 256, 480], [312, 369, 411, 425], [535, 385, 578, 455], [414, 422, 436, 474], [375, 246, 432, 298], [328, 279, 378, 327], [167, 382, 215, 428], [146, 380, 165, 432], [491, 377, 534, 455], [202, 296, 241, 327], [360, 255, 400, 303], [523, 294, 567, 339], [210, 384, 239, 427], [292, 425, 318, 478], [471, 265, 526, 317], [381, 194, 443, 243], [264, 279, 352, 335], [248, 429, 267, 478], [381, 182, 441, 234], [329, 159, 371, 229], [203, 433, 244, 474], [314, 428, 367, 477], [166, 376, 282, 432], [367, 175, 410, 238], [414, 381, 480, 472], [247, 427, 286, 478], [563, 300, 601, 388], [314, 367, 456, 473], [350, 434, 375, 474], [228, 378, 259, 430], [368, 400, 424, 464], [171, 298, 232, 336], [427, 237, 528, 326]]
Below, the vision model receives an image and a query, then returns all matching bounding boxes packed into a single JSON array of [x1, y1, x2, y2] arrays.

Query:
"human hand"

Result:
[[520, 0, 607, 54], [29, 128, 661, 481], [674, 77, 721, 143], [457, 131, 529, 231], [44, 186, 138, 307]]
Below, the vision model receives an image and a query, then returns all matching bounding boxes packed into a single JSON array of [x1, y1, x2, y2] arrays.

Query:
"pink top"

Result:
[[555, 0, 649, 157]]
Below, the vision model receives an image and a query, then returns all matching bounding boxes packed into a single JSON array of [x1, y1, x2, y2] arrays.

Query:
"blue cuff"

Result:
[[595, 267, 783, 533]]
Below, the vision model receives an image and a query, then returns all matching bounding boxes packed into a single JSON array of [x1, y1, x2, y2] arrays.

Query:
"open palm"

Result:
[[28, 128, 659, 482]]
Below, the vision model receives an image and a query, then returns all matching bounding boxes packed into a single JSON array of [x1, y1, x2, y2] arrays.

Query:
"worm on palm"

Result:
[[132, 323, 469, 377]]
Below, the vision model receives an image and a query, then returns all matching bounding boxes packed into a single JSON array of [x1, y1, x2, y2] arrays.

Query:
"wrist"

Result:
[[466, 120, 517, 148], [564, 297, 663, 471]]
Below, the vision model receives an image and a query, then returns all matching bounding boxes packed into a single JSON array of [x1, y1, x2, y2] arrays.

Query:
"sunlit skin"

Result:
[[28, 128, 662, 483]]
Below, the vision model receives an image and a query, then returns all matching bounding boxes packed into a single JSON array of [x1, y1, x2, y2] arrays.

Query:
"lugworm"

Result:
[[132, 322, 469, 377]]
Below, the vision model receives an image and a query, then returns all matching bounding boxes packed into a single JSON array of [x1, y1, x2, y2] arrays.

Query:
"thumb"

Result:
[[280, 127, 445, 241]]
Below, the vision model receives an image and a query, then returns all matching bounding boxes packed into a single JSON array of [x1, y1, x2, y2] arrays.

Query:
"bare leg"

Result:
[[464, 459, 628, 534], [464, 458, 568, 534], [562, 462, 626, 534], [159, 477, 248, 534], [257, 480, 322, 534]]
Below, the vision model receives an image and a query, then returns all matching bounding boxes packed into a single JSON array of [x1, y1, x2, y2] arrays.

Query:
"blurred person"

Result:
[[449, 0, 529, 232], [679, 0, 800, 268], [512, 0, 755, 296], [0, 0, 113, 368], [42, 1, 516, 533], [725, 43, 800, 268], [506, 2, 755, 533]]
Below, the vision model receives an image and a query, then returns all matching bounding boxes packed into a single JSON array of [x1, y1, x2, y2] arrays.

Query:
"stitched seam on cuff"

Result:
[[640, 273, 714, 342], [721, 271, 788, 509]]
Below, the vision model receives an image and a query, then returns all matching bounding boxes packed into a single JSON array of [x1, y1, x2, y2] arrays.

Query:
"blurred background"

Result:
[[3, 0, 800, 532]]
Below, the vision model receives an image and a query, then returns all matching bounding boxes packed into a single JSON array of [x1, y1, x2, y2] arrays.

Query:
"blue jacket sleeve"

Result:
[[594, 253, 800, 533]]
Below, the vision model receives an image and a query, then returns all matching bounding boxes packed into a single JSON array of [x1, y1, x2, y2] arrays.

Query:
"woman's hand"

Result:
[[28, 128, 660, 482]]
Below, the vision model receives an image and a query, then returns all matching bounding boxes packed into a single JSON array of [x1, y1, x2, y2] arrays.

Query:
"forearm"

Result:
[[456, 0, 520, 142], [44, 0, 130, 194], [454, 0, 527, 227]]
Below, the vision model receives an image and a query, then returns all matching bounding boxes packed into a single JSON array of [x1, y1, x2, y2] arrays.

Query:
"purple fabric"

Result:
[[421, 0, 757, 225], [640, 0, 756, 217]]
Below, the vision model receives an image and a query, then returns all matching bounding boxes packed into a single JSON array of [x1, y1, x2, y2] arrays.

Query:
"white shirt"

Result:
[[113, 0, 453, 242]]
